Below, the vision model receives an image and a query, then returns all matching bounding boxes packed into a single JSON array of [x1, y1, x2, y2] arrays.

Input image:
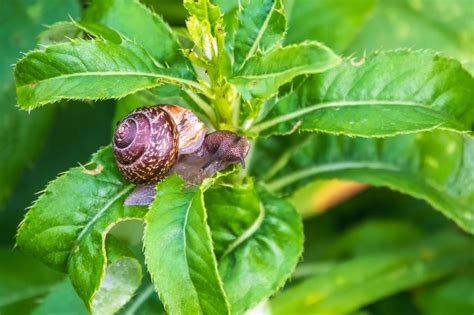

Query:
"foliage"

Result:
[[1, 0, 473, 314]]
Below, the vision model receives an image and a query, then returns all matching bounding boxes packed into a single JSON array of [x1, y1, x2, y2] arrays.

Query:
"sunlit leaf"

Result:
[[14, 40, 198, 109], [83, 0, 184, 65], [231, 42, 340, 100], [254, 130, 474, 233], [254, 50, 474, 136], [143, 175, 230, 315], [16, 147, 144, 313], [206, 181, 304, 313]]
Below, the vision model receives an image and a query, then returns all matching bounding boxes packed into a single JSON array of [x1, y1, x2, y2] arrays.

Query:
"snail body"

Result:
[[112, 104, 249, 205]]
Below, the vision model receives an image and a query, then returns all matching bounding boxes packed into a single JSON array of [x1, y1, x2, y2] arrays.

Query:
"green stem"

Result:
[[123, 285, 155, 315], [184, 89, 217, 126]]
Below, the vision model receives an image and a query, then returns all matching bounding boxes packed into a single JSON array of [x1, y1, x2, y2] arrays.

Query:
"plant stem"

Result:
[[123, 284, 155, 315], [184, 89, 217, 126]]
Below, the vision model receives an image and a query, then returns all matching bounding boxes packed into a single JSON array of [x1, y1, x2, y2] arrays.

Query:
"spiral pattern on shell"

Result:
[[113, 106, 179, 184]]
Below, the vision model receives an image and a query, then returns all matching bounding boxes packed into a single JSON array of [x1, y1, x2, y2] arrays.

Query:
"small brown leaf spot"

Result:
[[30, 83, 38, 89], [83, 163, 104, 175], [250, 81, 258, 87]]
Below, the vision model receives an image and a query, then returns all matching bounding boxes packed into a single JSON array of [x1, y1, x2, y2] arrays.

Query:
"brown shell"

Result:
[[160, 105, 207, 155], [113, 106, 179, 184]]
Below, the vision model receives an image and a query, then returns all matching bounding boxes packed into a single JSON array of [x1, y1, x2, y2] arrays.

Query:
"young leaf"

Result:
[[253, 50, 474, 136], [16, 146, 145, 313], [270, 231, 474, 314], [255, 130, 474, 233], [143, 175, 230, 315], [230, 42, 341, 100], [14, 40, 200, 109], [184, 0, 231, 80], [233, 0, 286, 70], [83, 0, 184, 65], [206, 181, 304, 314]]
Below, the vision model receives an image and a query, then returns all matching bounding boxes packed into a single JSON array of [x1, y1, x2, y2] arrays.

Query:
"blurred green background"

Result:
[[1, 0, 473, 314]]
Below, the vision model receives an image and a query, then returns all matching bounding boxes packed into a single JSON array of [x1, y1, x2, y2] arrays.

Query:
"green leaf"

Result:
[[233, 0, 286, 70], [14, 39, 200, 109], [184, 0, 231, 79], [286, 0, 474, 74], [16, 147, 145, 313], [91, 237, 143, 315], [38, 22, 84, 46], [38, 21, 123, 46], [83, 0, 184, 65], [328, 220, 422, 258], [348, 0, 474, 74], [0, 85, 54, 207], [0, 0, 79, 207], [256, 130, 474, 233], [253, 50, 474, 136], [270, 231, 474, 314], [143, 175, 230, 315], [230, 42, 341, 100], [184, 0, 223, 55], [0, 248, 62, 314], [205, 182, 304, 314], [415, 273, 474, 315], [32, 279, 88, 315], [285, 0, 376, 52], [112, 85, 193, 131], [205, 181, 262, 259], [74, 21, 124, 44]]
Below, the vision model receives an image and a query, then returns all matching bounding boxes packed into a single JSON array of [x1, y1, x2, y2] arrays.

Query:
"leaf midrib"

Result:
[[252, 100, 461, 133], [181, 195, 202, 311], [233, 61, 337, 80], [220, 202, 266, 259], [68, 184, 134, 262], [17, 71, 198, 90], [266, 161, 401, 190], [240, 0, 279, 68]]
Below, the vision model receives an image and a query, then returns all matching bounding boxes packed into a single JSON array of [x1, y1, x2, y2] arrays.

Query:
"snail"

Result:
[[112, 105, 250, 205]]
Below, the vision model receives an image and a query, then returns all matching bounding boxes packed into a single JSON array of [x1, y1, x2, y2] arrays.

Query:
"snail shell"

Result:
[[113, 105, 207, 184]]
